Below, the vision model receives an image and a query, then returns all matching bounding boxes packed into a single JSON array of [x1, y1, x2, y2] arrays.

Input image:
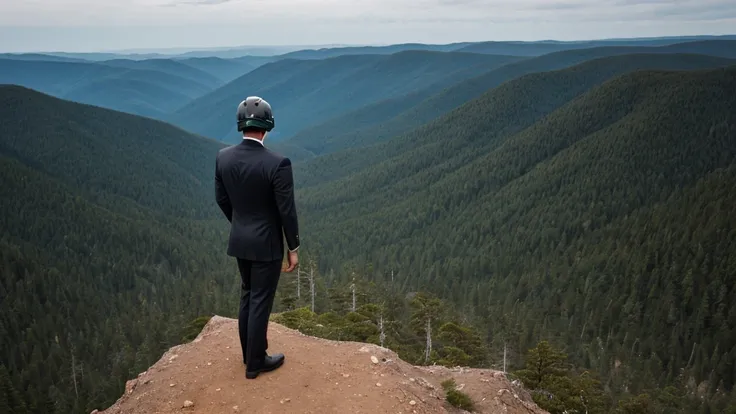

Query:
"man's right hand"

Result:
[[283, 250, 298, 273]]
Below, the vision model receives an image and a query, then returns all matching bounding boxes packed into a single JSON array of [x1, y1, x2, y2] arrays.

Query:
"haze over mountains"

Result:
[[172, 51, 527, 142], [287, 41, 736, 156], [1, 34, 735, 414]]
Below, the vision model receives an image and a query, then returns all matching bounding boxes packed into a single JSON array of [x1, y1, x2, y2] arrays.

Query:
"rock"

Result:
[[183, 400, 194, 408], [91, 410, 99, 414], [416, 377, 435, 390], [232, 406, 239, 411], [125, 379, 138, 394], [343, 373, 350, 378], [376, 382, 382, 387], [409, 400, 417, 406], [169, 383, 176, 387], [371, 356, 379, 364], [169, 355, 178, 362], [207, 362, 212, 366], [216, 388, 221, 391]]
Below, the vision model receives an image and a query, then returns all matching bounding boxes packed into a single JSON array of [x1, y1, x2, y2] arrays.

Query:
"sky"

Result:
[[1, 0, 734, 52]]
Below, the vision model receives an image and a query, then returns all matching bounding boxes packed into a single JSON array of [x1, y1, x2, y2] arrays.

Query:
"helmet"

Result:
[[236, 96, 275, 132]]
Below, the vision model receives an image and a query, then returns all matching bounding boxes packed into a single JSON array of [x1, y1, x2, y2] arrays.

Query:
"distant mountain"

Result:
[[294, 65, 736, 409], [0, 85, 236, 414], [43, 45, 344, 60], [293, 52, 736, 188], [170, 51, 527, 142], [176, 56, 275, 83], [99, 58, 222, 89], [170, 45, 332, 59], [43, 51, 169, 61], [0, 53, 86, 62], [274, 35, 736, 59], [278, 42, 473, 60], [288, 40, 736, 156], [0, 59, 217, 118], [455, 36, 736, 55]]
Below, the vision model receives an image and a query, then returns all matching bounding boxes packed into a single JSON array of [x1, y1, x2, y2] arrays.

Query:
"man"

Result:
[[215, 96, 300, 379]]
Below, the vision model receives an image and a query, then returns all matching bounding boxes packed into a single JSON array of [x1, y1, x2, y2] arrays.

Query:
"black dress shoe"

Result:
[[243, 352, 273, 366], [246, 353, 285, 379]]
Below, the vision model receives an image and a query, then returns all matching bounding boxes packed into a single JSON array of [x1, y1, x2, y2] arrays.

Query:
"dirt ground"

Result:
[[96, 316, 547, 414]]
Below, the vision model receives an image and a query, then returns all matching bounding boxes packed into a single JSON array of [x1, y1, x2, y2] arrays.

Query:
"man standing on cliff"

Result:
[[215, 96, 300, 379]]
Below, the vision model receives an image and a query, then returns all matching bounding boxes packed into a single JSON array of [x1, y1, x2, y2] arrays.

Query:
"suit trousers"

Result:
[[236, 258, 282, 367]]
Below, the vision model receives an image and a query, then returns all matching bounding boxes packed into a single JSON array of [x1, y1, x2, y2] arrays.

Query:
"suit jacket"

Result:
[[215, 138, 300, 261]]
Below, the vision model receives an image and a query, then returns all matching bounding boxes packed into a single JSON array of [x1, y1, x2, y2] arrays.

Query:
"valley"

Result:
[[1, 35, 735, 414]]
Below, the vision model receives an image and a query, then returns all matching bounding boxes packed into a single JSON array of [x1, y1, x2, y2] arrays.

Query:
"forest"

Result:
[[1, 42, 735, 413], [292, 66, 736, 412]]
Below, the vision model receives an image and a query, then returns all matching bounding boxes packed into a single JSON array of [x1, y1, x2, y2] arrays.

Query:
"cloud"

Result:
[[1, 0, 734, 52], [167, 0, 236, 5], [4, 0, 735, 24]]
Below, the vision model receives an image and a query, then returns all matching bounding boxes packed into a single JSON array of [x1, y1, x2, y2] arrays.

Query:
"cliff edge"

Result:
[[97, 316, 547, 414]]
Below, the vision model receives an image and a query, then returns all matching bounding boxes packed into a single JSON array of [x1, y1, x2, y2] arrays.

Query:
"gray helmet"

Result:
[[236, 96, 275, 132]]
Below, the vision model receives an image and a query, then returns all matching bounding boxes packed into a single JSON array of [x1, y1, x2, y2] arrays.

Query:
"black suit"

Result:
[[215, 138, 300, 368]]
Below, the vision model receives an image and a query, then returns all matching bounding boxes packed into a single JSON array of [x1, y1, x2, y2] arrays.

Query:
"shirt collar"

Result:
[[243, 137, 264, 146]]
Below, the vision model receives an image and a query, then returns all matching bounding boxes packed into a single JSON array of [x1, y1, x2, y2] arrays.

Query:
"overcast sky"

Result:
[[1, 0, 734, 52]]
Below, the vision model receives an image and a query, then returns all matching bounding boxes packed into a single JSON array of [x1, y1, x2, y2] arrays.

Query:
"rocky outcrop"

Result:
[[97, 316, 547, 413]]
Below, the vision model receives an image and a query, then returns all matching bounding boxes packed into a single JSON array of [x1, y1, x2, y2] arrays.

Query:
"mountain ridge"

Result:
[[0, 59, 218, 118], [291, 53, 736, 188], [171, 50, 526, 142], [285, 40, 736, 156], [292, 65, 736, 408], [0, 84, 225, 218]]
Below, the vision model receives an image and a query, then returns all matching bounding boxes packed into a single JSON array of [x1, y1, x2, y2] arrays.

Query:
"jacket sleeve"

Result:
[[272, 157, 300, 251], [215, 154, 232, 222]]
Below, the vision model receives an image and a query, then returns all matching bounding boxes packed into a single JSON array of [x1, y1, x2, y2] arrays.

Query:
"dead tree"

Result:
[[296, 265, 301, 299], [309, 261, 316, 313]]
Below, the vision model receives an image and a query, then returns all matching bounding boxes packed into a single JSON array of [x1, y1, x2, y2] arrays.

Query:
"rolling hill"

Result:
[[170, 50, 527, 142], [287, 40, 736, 156], [99, 58, 222, 89], [0, 85, 224, 218], [175, 56, 274, 83], [0, 85, 234, 414], [275, 35, 736, 59], [0, 59, 218, 118], [293, 65, 736, 410], [0, 53, 87, 62], [277, 42, 474, 59], [454, 36, 736, 55]]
